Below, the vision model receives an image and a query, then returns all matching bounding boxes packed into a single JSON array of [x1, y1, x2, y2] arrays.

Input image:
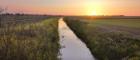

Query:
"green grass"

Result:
[[87, 19, 140, 28], [64, 17, 140, 60], [0, 18, 60, 60]]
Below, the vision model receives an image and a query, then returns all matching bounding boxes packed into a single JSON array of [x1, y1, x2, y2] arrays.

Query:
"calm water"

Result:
[[58, 18, 95, 60]]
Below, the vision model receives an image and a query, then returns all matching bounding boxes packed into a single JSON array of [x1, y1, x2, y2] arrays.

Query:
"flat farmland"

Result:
[[64, 17, 140, 60], [86, 18, 140, 37]]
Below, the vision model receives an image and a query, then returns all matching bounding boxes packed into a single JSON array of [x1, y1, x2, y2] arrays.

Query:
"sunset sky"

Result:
[[0, 0, 140, 16]]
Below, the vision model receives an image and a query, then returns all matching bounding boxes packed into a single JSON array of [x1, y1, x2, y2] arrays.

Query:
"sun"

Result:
[[86, 7, 99, 16], [90, 11, 97, 16], [85, 2, 102, 16], [87, 11, 98, 16]]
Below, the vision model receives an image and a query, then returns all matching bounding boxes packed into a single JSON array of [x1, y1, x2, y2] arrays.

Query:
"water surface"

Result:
[[58, 18, 95, 60]]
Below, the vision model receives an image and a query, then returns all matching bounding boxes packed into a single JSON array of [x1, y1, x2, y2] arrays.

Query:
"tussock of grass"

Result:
[[0, 18, 60, 60], [64, 17, 140, 60]]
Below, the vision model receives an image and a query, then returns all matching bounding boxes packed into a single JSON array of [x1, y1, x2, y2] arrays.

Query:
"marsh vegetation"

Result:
[[0, 14, 60, 60]]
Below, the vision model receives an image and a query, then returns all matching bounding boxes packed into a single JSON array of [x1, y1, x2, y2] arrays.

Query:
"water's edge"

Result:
[[58, 18, 95, 60]]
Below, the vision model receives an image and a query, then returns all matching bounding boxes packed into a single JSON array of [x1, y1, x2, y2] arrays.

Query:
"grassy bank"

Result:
[[0, 18, 60, 60], [64, 17, 140, 60]]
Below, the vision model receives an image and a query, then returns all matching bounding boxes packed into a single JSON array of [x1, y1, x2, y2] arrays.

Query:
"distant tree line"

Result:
[[0, 8, 5, 27]]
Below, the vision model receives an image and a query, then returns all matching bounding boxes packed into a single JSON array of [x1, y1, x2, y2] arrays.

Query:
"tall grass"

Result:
[[0, 18, 60, 60], [64, 17, 140, 60]]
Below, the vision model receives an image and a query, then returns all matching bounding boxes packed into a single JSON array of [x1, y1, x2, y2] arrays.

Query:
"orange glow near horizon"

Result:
[[1, 0, 140, 16], [8, 4, 140, 16]]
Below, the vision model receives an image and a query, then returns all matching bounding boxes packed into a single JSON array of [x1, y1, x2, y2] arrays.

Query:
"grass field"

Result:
[[87, 19, 140, 28], [64, 17, 140, 60], [0, 15, 60, 60]]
